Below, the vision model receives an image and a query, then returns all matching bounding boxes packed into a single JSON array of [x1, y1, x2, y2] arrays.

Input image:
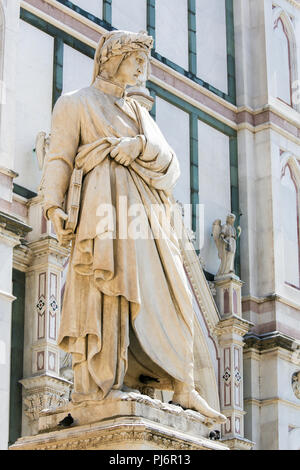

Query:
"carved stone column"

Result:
[[215, 315, 254, 450], [21, 197, 72, 436]]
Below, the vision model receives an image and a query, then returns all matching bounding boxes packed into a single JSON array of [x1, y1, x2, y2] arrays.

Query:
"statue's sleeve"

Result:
[[134, 102, 174, 170], [43, 94, 80, 217], [130, 101, 180, 192]]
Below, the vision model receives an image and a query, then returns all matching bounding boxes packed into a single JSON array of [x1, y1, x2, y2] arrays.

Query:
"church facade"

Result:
[[0, 0, 300, 450]]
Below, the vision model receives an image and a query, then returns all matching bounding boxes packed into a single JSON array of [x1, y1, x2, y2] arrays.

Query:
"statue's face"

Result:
[[227, 216, 235, 225], [116, 51, 148, 86]]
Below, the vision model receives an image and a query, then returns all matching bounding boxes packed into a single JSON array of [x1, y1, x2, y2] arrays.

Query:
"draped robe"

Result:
[[43, 77, 195, 402]]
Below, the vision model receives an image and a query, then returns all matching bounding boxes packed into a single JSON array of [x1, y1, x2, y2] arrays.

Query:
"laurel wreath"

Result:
[[99, 32, 153, 66]]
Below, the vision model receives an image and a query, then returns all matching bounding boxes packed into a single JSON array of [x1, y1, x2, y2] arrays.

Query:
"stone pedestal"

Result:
[[10, 393, 229, 451], [214, 274, 243, 317]]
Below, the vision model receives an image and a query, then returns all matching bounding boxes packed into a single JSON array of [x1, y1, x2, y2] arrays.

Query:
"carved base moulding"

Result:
[[221, 437, 254, 451], [10, 393, 229, 451]]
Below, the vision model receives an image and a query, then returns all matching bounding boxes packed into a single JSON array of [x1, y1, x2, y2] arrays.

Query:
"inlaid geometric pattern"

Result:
[[223, 369, 231, 383], [37, 273, 46, 340]]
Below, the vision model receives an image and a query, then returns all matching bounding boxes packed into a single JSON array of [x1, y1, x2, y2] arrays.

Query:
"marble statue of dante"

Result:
[[213, 214, 239, 276], [42, 30, 226, 423]]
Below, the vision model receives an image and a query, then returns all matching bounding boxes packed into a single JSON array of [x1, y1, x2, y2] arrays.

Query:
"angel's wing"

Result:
[[212, 219, 222, 259], [35, 131, 47, 170]]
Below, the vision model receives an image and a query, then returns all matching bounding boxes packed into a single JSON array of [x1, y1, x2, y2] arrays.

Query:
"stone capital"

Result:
[[27, 237, 70, 270], [214, 315, 254, 340]]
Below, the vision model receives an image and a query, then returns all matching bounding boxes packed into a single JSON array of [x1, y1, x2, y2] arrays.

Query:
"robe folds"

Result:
[[43, 77, 195, 400]]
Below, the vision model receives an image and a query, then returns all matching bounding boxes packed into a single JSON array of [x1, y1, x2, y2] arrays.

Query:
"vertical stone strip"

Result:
[[103, 0, 112, 25], [225, 0, 236, 104], [52, 37, 64, 108], [190, 113, 199, 235], [149, 89, 156, 120], [188, 0, 197, 76], [147, 0, 156, 49], [229, 136, 240, 276]]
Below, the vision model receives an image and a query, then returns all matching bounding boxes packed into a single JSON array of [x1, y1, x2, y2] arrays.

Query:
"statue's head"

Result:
[[92, 30, 153, 87], [226, 213, 236, 225]]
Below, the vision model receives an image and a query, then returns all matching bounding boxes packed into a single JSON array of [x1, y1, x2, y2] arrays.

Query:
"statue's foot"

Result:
[[172, 389, 227, 424]]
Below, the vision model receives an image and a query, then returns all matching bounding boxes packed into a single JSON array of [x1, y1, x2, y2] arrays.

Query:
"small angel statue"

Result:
[[35, 131, 51, 195], [212, 214, 241, 277], [292, 371, 300, 400]]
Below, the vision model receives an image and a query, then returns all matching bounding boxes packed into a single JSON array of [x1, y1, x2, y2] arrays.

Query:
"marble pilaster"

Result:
[[21, 197, 72, 437]]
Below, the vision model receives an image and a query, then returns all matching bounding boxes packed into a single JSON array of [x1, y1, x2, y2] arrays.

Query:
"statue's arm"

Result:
[[43, 94, 80, 218]]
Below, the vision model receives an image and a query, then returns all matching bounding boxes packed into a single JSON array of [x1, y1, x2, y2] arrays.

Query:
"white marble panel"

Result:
[[156, 0, 189, 70], [72, 0, 102, 17], [15, 21, 53, 193], [112, 0, 147, 33], [63, 45, 94, 94], [270, 19, 291, 104], [196, 0, 228, 93], [155, 97, 190, 220], [198, 120, 230, 275], [280, 165, 299, 287]]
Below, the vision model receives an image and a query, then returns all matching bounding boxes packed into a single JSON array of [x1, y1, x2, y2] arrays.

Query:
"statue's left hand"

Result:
[[110, 136, 142, 167]]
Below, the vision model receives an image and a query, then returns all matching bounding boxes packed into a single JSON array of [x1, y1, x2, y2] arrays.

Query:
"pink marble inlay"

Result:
[[224, 289, 230, 315]]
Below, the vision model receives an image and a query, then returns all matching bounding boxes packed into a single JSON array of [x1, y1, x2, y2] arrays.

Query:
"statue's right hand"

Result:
[[47, 207, 75, 247]]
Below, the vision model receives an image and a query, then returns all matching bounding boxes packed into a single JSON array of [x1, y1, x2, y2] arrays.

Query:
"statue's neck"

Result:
[[94, 75, 126, 98], [98, 74, 126, 90]]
